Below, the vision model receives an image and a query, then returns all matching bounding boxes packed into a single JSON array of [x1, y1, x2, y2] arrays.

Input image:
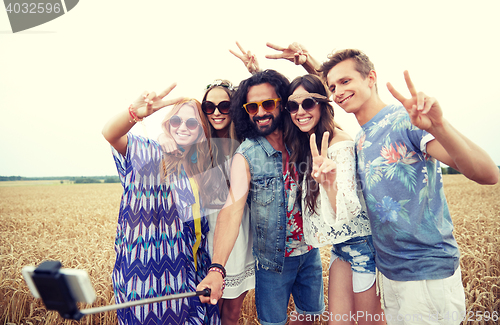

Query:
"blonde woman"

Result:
[[102, 84, 221, 325]]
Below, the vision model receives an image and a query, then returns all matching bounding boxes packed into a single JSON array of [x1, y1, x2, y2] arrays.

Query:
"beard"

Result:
[[252, 112, 283, 137]]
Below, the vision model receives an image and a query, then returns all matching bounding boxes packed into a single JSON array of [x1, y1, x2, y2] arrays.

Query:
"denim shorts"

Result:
[[330, 235, 376, 275], [255, 248, 325, 325]]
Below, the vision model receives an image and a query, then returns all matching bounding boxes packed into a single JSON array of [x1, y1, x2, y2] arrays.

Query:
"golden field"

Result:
[[0, 175, 498, 325]]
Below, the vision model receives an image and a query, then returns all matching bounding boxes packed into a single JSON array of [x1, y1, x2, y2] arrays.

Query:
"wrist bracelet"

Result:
[[208, 263, 226, 278], [208, 267, 226, 292], [128, 105, 143, 123], [208, 263, 226, 279], [208, 267, 224, 278]]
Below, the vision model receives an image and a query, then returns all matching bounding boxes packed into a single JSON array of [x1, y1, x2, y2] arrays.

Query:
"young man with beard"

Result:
[[198, 70, 325, 325]]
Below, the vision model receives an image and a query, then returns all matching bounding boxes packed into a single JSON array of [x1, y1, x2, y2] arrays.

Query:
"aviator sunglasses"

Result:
[[201, 101, 231, 115], [243, 98, 281, 115], [169, 115, 199, 130], [286, 98, 319, 114]]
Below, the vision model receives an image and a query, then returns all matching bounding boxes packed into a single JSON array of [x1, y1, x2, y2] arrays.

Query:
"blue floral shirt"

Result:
[[355, 105, 460, 281]]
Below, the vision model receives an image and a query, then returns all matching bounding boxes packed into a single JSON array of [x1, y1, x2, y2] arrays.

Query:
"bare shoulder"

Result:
[[329, 128, 353, 146]]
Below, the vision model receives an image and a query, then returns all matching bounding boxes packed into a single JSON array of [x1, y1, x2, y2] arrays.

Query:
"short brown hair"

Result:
[[319, 49, 375, 81]]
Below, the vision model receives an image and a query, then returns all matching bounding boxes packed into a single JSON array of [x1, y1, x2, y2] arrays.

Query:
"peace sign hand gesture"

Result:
[[310, 132, 337, 190], [387, 71, 444, 133], [131, 83, 185, 119], [265, 42, 308, 65], [229, 41, 260, 74]]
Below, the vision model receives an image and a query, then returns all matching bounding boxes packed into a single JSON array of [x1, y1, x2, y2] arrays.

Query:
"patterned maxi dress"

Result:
[[111, 134, 220, 325]]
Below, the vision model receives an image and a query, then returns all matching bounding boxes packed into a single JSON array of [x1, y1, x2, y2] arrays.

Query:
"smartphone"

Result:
[[22, 266, 96, 304]]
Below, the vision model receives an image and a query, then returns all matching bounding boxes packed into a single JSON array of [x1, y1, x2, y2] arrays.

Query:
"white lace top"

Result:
[[302, 140, 372, 247]]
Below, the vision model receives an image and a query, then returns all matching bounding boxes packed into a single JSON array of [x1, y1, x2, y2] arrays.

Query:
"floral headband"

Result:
[[205, 79, 234, 91]]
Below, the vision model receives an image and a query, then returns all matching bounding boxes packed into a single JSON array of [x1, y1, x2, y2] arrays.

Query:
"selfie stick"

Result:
[[27, 260, 210, 321], [76, 289, 211, 320]]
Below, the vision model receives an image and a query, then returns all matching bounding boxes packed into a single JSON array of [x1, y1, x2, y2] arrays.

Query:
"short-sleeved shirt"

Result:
[[355, 105, 460, 281]]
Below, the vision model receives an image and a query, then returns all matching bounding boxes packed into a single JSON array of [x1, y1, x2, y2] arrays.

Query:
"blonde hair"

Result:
[[161, 99, 220, 204]]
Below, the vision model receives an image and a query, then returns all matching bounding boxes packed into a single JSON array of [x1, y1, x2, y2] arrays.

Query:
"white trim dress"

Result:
[[302, 140, 372, 247]]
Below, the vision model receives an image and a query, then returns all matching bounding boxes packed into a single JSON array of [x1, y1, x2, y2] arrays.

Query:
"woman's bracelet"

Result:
[[208, 267, 226, 292], [208, 263, 226, 279], [128, 105, 143, 123]]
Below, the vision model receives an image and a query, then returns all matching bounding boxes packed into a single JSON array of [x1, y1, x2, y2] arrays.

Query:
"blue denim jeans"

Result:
[[255, 248, 325, 325]]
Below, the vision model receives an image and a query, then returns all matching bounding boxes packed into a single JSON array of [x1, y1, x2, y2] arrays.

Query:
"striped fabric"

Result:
[[111, 134, 219, 325]]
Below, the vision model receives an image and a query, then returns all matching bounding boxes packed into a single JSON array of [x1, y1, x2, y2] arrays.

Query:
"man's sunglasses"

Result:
[[286, 98, 319, 114], [169, 115, 199, 130], [201, 101, 231, 115], [243, 98, 281, 115]]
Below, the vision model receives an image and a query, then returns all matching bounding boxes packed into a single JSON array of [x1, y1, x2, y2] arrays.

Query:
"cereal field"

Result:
[[0, 175, 498, 325]]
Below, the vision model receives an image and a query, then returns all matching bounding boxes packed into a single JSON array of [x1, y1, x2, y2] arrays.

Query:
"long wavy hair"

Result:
[[202, 80, 240, 165], [230, 69, 290, 140], [201, 80, 242, 203], [160, 98, 218, 204], [284, 74, 337, 215]]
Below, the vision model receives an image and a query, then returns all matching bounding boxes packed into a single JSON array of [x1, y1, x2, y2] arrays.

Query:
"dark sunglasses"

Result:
[[243, 98, 281, 115], [169, 115, 199, 130], [286, 98, 319, 114], [201, 100, 231, 115]]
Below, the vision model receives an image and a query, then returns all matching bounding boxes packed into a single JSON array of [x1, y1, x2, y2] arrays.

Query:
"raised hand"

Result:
[[229, 41, 260, 74], [310, 132, 337, 190], [131, 83, 185, 120], [265, 42, 308, 65], [102, 83, 184, 156], [158, 132, 182, 156], [387, 71, 443, 133]]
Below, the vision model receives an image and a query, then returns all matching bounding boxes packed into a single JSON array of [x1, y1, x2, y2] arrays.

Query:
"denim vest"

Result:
[[236, 136, 288, 273]]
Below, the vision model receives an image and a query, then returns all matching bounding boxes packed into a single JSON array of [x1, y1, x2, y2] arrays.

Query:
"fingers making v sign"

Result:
[[310, 132, 337, 190], [387, 71, 444, 133], [131, 83, 185, 120], [229, 41, 260, 74], [265, 42, 308, 65]]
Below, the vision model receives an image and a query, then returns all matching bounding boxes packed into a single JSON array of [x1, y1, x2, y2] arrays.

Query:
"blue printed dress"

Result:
[[111, 134, 220, 325]]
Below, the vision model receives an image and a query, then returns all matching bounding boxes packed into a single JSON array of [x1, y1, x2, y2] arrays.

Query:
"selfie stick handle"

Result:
[[79, 289, 211, 316]]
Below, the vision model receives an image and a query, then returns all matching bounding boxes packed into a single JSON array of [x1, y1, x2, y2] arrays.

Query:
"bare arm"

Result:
[[213, 154, 251, 266], [425, 122, 499, 184], [197, 153, 251, 304], [387, 71, 499, 185], [102, 109, 135, 156]]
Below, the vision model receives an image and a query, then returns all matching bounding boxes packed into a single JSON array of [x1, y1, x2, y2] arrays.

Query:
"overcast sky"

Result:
[[1, 0, 499, 177]]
